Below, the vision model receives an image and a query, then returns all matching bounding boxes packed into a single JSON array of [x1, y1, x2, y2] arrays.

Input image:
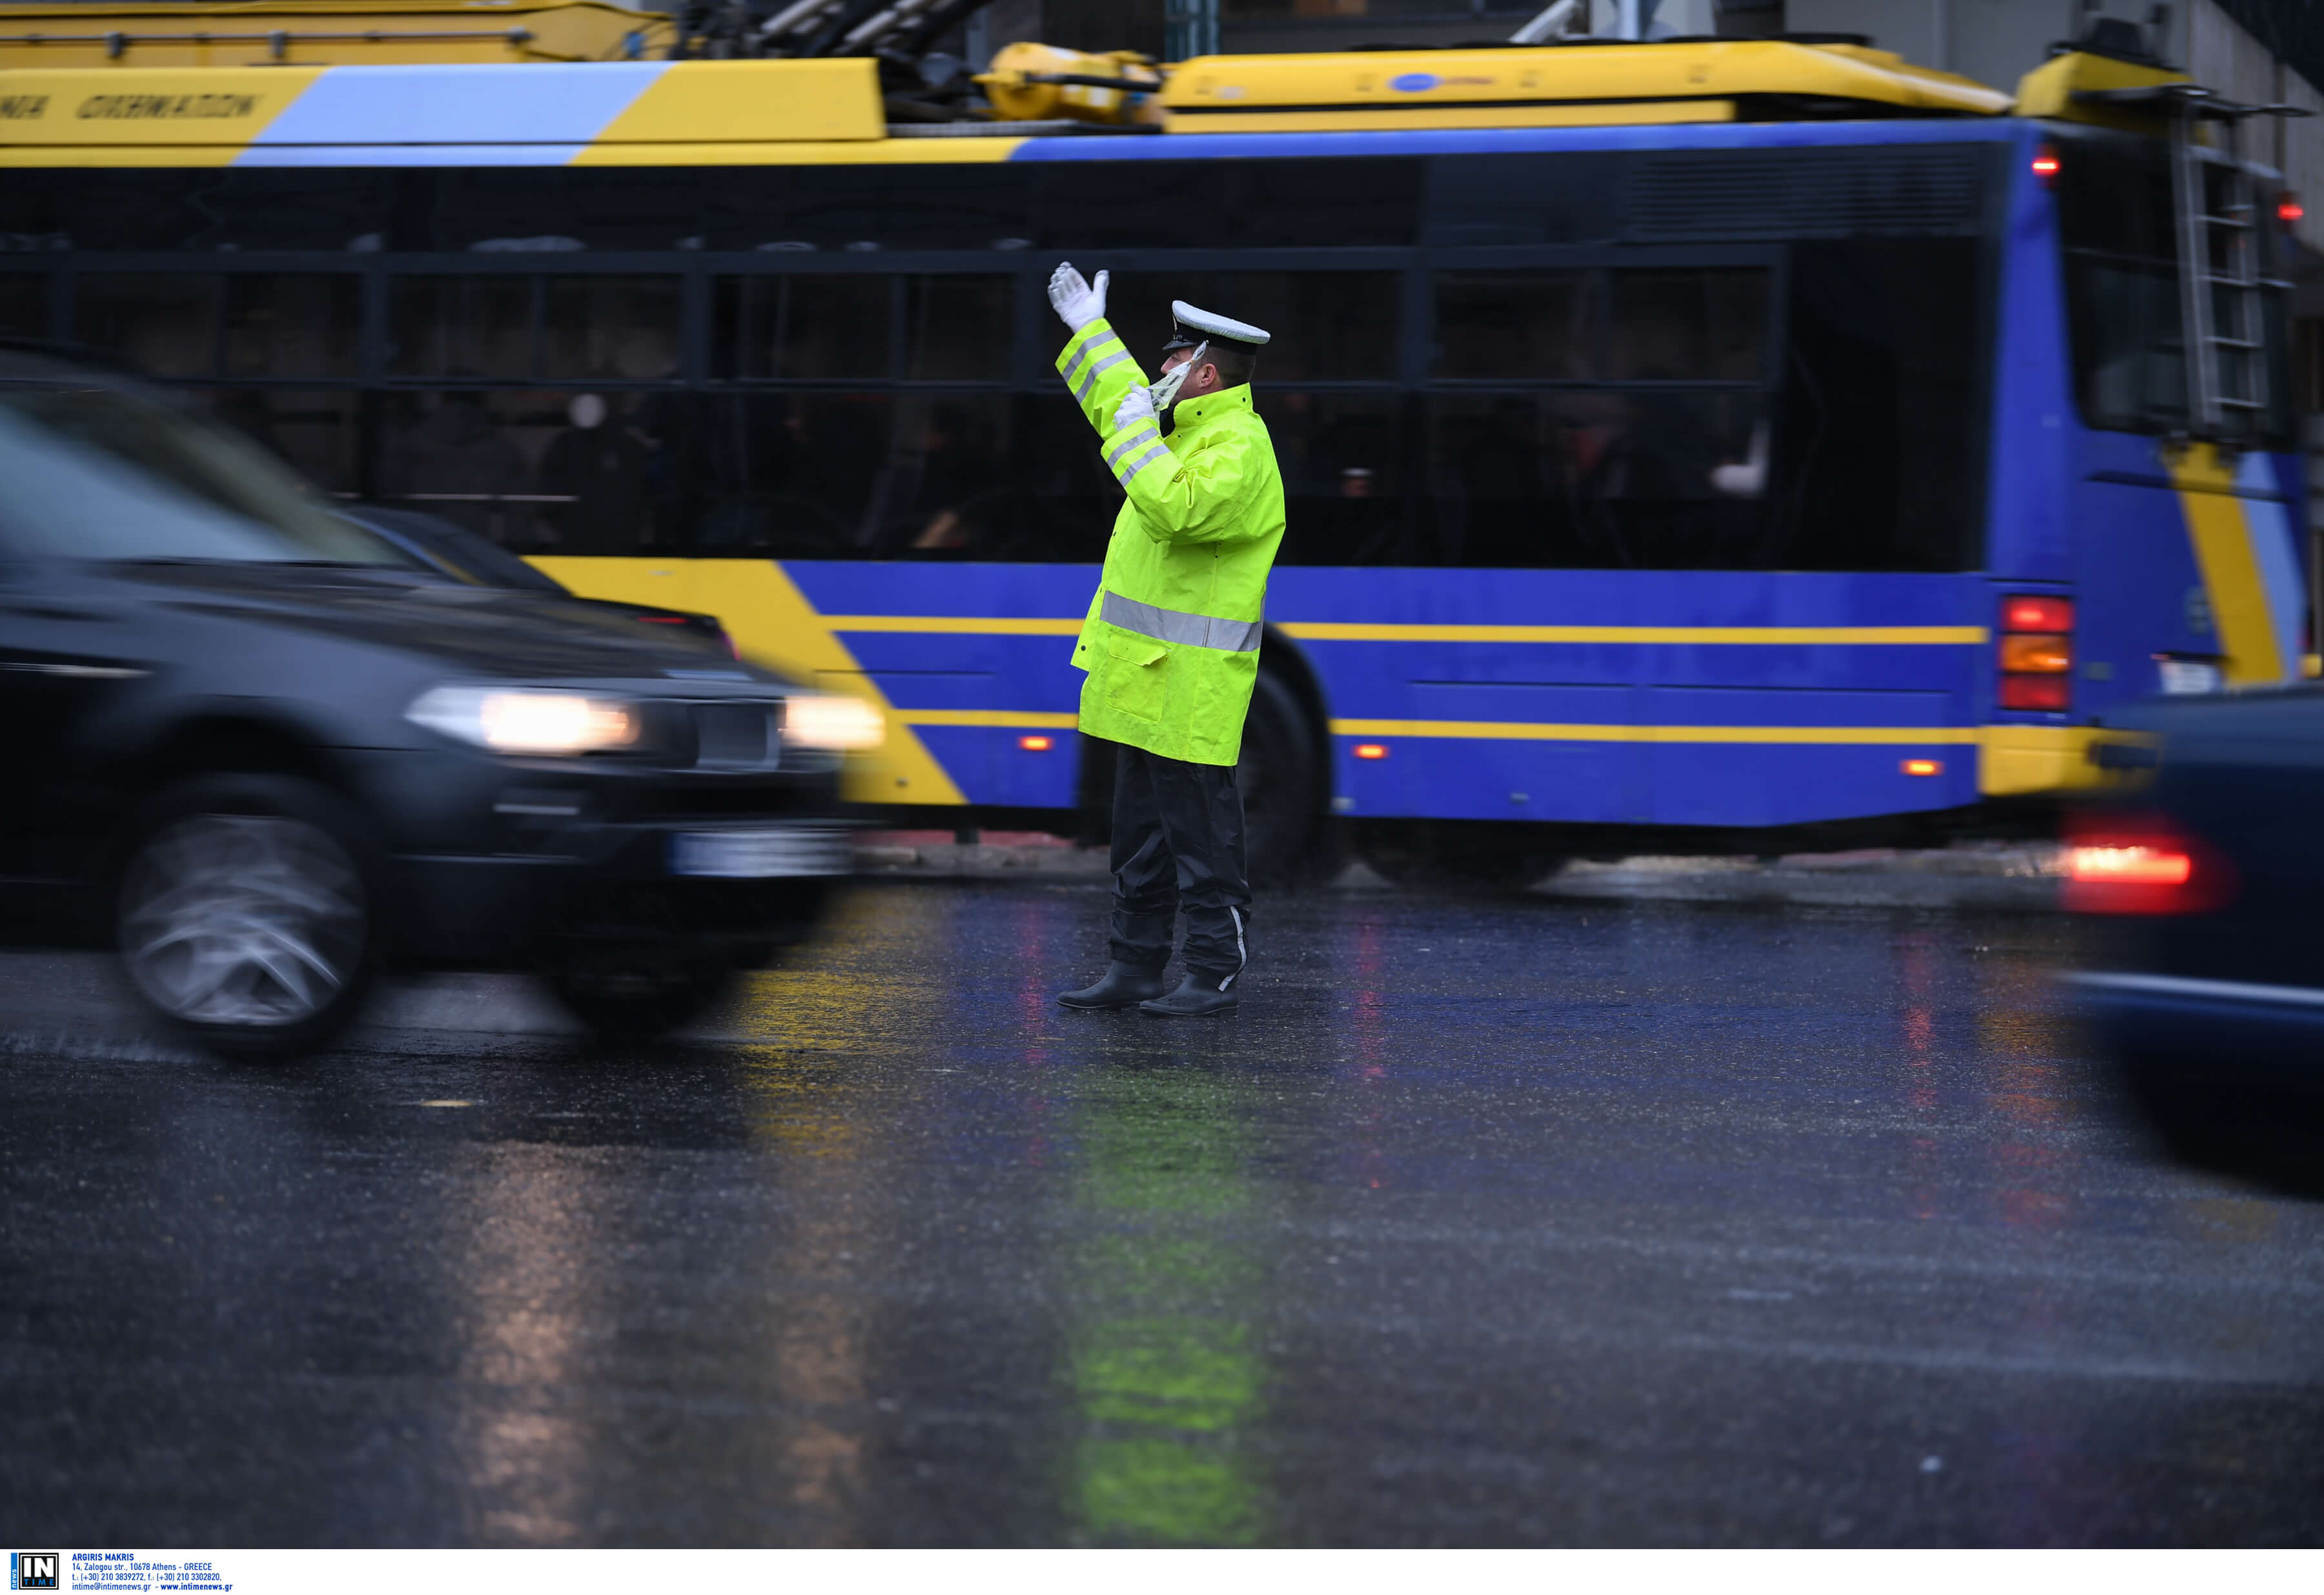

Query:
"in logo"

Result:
[[1389, 72, 1440, 92], [10, 1554, 58, 1592]]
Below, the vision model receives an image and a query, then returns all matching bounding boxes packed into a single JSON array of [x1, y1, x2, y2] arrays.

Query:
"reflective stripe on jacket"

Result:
[[1057, 316, 1287, 766]]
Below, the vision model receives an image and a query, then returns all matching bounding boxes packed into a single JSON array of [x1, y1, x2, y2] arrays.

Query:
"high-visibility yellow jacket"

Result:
[[1056, 317, 1287, 766]]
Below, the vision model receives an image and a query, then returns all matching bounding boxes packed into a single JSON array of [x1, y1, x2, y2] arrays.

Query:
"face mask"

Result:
[[1148, 340, 1208, 412]]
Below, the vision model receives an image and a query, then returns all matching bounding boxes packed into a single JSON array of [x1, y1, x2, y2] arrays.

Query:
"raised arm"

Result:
[[1048, 263, 1149, 435]]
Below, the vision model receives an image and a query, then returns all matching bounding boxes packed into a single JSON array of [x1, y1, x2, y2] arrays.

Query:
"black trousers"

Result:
[[1107, 740, 1252, 984]]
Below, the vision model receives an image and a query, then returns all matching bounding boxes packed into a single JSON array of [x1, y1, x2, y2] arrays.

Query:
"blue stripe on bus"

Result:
[[247, 63, 666, 148]]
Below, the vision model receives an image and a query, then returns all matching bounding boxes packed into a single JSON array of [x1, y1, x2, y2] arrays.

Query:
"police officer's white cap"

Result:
[[1163, 301, 1270, 354]]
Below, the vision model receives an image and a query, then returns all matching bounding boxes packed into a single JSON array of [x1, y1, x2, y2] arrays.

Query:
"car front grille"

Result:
[[693, 701, 774, 769]]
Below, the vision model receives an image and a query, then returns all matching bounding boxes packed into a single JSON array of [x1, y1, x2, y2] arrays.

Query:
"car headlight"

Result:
[[784, 693, 885, 751], [408, 686, 640, 756]]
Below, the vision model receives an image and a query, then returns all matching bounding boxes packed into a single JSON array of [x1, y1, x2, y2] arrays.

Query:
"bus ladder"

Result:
[[2169, 97, 2272, 440]]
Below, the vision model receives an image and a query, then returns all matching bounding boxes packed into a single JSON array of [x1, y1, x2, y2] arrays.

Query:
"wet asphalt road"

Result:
[[5, 879, 2324, 1547]]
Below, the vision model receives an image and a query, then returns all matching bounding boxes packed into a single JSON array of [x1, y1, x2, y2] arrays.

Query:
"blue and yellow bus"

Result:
[[0, 20, 2305, 876]]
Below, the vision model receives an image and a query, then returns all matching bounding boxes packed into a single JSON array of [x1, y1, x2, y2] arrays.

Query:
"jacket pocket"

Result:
[[1103, 633, 1168, 722]]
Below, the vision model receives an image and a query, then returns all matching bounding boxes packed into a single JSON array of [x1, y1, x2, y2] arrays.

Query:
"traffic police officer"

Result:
[[1046, 263, 1286, 1019]]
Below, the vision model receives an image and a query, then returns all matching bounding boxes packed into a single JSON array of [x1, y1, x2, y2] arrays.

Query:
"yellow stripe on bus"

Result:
[[2168, 440, 2287, 686], [820, 618, 1988, 644], [895, 709, 1080, 729], [823, 615, 1085, 635], [1329, 719, 1982, 745], [1284, 623, 1988, 645]]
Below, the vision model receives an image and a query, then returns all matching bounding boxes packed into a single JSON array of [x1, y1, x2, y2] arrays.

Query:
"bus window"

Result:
[[714, 276, 892, 381], [389, 273, 682, 383], [77, 274, 223, 378], [1425, 152, 1619, 247], [1432, 271, 1598, 381], [1609, 269, 1770, 382], [389, 276, 533, 380], [203, 389, 363, 500], [2056, 134, 2294, 448], [374, 388, 673, 554], [1105, 272, 1399, 383], [542, 276, 681, 381], [0, 275, 50, 340], [1035, 159, 1418, 250], [904, 276, 1016, 382], [1766, 238, 1984, 572], [1423, 390, 1764, 569], [222, 276, 362, 381], [1269, 393, 1412, 566]]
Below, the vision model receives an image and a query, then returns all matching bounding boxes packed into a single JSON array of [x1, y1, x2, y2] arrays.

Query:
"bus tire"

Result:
[[1358, 820, 1566, 895], [1239, 667, 1326, 886]]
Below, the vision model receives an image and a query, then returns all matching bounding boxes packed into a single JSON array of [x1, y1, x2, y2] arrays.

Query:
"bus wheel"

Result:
[[1239, 669, 1325, 884], [1357, 820, 1566, 895]]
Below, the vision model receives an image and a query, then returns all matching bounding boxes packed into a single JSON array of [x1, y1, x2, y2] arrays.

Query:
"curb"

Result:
[[853, 833, 2070, 910]]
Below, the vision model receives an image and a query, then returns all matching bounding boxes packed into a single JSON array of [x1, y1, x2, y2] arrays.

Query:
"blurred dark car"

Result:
[[342, 504, 737, 653], [0, 350, 881, 1057], [2065, 687, 2324, 1181]]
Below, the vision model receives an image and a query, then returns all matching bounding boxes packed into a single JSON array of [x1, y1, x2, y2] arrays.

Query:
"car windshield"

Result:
[[0, 383, 416, 566]]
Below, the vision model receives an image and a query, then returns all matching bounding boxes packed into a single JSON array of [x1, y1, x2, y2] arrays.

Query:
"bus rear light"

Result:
[[1018, 734, 1054, 751], [1999, 675, 2071, 711], [1901, 758, 1942, 777], [1354, 743, 1389, 760], [1999, 633, 2072, 673], [1999, 593, 2074, 713], [2032, 145, 2061, 185], [2063, 812, 2236, 915], [2280, 192, 2304, 228], [2002, 595, 2074, 633]]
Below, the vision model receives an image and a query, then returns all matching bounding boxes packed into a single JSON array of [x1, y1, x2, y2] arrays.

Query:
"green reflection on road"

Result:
[[1066, 1066, 1270, 1546]]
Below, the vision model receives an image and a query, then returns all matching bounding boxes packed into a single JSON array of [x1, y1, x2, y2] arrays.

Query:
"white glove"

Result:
[[1112, 383, 1157, 433], [1048, 261, 1109, 332]]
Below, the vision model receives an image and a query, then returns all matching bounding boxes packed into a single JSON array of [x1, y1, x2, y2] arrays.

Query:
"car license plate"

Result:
[[669, 828, 850, 879]]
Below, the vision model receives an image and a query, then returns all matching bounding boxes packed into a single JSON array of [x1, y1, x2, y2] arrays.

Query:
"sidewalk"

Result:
[[853, 831, 2068, 910]]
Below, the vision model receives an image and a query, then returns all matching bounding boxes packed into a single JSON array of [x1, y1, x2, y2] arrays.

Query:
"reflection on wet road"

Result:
[[5, 882, 2323, 1545]]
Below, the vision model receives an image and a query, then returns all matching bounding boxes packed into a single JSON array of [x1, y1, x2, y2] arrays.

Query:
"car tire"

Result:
[[114, 775, 378, 1059], [543, 950, 737, 1042], [1239, 667, 1327, 885]]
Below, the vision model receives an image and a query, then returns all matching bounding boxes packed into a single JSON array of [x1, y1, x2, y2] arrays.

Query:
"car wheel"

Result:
[[1239, 667, 1327, 884], [116, 777, 376, 1059], [544, 950, 737, 1042]]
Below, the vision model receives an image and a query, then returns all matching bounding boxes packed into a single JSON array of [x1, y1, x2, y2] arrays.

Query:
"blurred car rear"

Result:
[[2066, 689, 2324, 1190]]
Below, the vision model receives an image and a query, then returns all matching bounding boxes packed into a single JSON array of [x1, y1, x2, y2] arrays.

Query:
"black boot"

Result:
[[1057, 960, 1168, 1010], [1139, 971, 1238, 1018]]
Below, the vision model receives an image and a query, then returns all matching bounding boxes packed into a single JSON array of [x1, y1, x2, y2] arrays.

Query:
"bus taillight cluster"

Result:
[[1998, 594, 2074, 711]]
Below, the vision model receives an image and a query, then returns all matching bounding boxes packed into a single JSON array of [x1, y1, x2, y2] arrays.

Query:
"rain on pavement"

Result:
[[5, 879, 2323, 1545]]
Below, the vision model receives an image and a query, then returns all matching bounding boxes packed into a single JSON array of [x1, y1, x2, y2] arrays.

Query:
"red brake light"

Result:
[[2280, 192, 2303, 227], [2002, 596, 2074, 633], [2064, 812, 2236, 915], [1999, 594, 2075, 713], [1999, 675, 2072, 711], [2032, 145, 2061, 185]]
